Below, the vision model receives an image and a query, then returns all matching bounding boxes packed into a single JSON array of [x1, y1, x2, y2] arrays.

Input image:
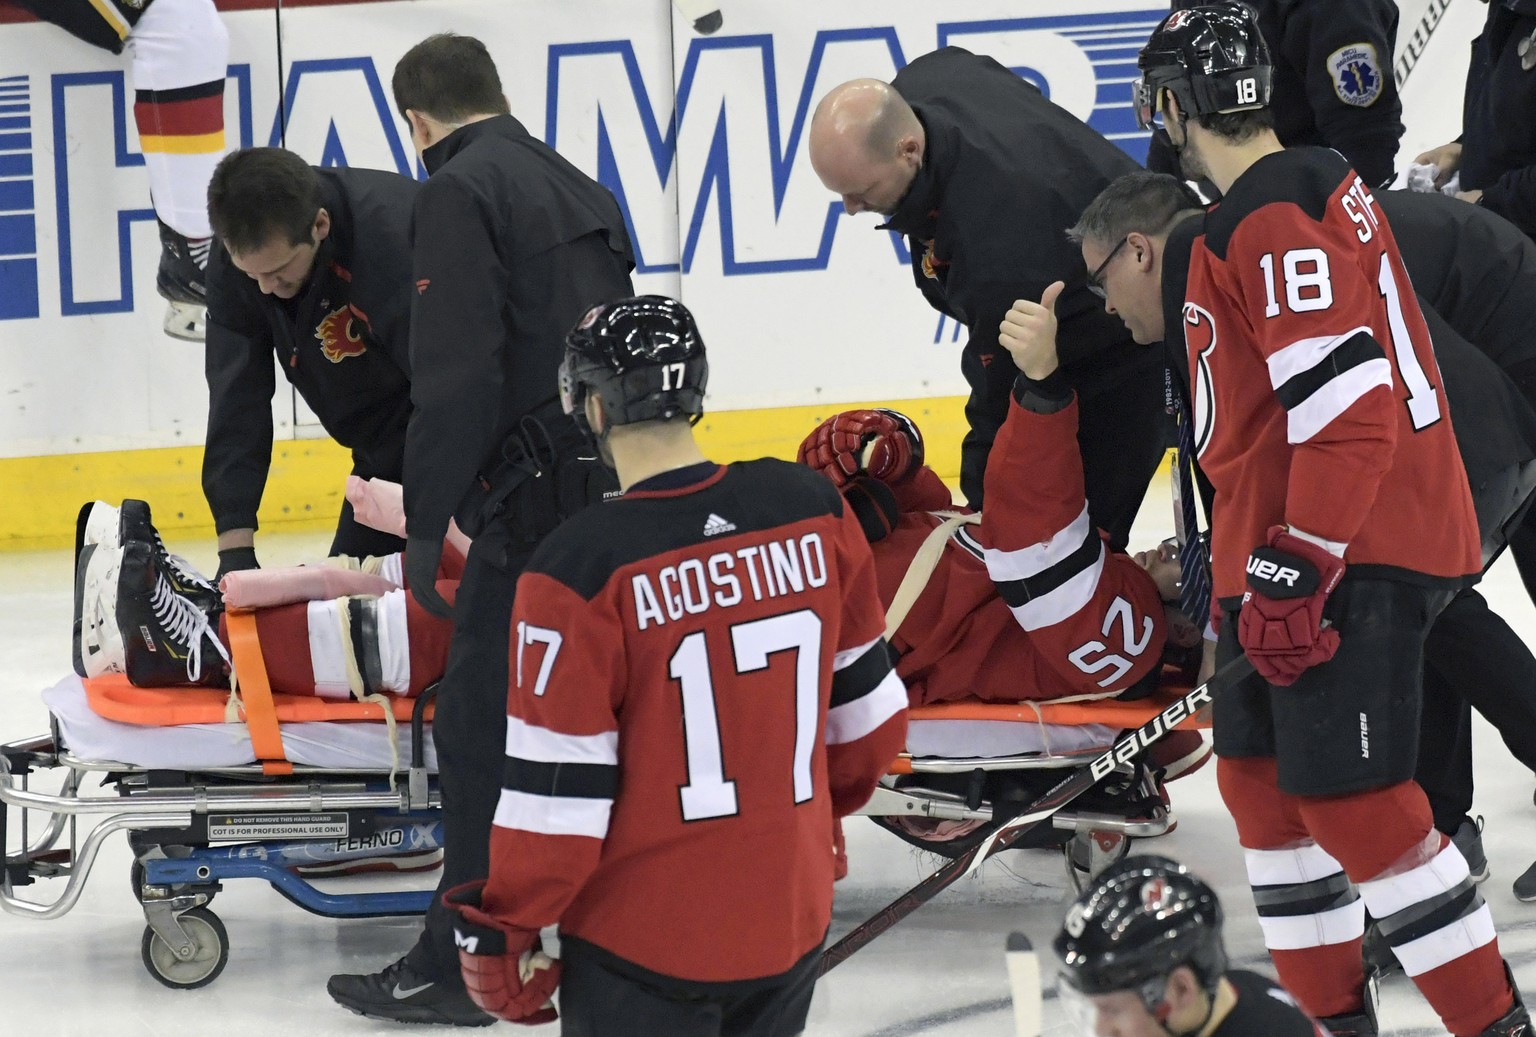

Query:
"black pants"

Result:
[[558, 937, 820, 1037], [1415, 588, 1536, 832], [406, 517, 529, 983], [406, 440, 616, 984]]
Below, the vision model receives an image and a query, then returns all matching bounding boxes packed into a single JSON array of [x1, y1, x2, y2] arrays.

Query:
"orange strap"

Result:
[[224, 610, 293, 776]]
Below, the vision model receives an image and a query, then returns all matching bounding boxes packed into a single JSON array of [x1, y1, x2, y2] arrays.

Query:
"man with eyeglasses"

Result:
[[807, 50, 1167, 550], [202, 147, 419, 577]]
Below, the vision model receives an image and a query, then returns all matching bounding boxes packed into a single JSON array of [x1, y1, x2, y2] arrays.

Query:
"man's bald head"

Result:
[[809, 78, 925, 216]]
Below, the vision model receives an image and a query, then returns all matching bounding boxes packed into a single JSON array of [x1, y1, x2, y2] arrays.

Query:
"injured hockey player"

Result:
[[72, 478, 460, 700], [796, 288, 1210, 852]]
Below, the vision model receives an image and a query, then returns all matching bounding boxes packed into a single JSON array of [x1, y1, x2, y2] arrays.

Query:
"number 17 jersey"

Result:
[[1184, 147, 1479, 604], [483, 459, 908, 983]]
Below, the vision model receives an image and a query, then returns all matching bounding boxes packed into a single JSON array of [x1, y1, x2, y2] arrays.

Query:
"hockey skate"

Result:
[[1479, 965, 1532, 1037], [1319, 981, 1379, 1037], [156, 219, 209, 342], [79, 499, 221, 613], [117, 538, 231, 688], [75, 542, 128, 678]]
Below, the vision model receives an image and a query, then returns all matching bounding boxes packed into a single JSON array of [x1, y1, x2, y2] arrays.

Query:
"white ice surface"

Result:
[[2, 484, 1535, 1036]]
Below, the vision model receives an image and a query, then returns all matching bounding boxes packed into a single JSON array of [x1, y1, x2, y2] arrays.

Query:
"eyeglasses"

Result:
[[1086, 236, 1129, 299]]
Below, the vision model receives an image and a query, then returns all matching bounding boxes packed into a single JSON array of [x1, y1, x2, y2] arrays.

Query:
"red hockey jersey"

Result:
[[482, 460, 906, 983], [1184, 148, 1479, 602], [873, 393, 1169, 705]]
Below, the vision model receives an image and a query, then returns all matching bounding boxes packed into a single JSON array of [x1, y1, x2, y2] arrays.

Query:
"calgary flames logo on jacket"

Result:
[[315, 303, 370, 363]]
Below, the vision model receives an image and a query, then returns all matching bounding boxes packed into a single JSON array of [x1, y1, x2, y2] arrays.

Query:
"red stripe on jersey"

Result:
[[133, 93, 224, 138]]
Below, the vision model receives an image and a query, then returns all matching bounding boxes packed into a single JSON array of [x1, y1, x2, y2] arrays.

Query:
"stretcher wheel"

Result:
[[140, 907, 229, 989]]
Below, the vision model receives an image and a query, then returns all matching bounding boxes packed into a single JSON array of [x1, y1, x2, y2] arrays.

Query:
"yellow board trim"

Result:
[[86, 0, 131, 41], [137, 130, 228, 155], [0, 397, 974, 551]]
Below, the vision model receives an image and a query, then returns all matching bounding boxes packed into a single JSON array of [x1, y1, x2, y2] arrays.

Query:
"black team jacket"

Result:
[[884, 47, 1164, 517], [202, 167, 418, 535], [404, 114, 635, 546]]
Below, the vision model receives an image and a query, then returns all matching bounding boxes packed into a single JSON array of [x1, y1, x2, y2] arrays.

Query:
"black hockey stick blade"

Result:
[[817, 653, 1254, 976]]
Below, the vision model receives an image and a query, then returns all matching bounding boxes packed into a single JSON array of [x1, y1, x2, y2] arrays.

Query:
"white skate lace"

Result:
[[151, 572, 232, 683], [153, 535, 219, 598]]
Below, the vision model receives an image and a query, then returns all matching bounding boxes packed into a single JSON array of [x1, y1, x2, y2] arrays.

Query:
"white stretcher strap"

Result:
[[884, 511, 982, 640]]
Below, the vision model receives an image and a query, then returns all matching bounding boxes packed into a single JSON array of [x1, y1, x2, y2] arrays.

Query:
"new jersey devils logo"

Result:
[[1183, 302, 1218, 456], [1140, 877, 1172, 913], [316, 303, 368, 363]]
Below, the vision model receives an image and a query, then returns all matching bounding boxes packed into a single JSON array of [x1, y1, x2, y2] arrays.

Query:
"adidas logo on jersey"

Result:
[[703, 513, 737, 536]]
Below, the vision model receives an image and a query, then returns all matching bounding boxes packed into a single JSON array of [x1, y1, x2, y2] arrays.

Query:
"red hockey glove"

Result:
[[796, 409, 924, 487], [442, 881, 560, 1025], [1237, 526, 1345, 686]]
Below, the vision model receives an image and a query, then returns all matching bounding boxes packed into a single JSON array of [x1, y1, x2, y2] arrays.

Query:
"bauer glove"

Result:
[[1238, 525, 1344, 686], [442, 881, 560, 1025]]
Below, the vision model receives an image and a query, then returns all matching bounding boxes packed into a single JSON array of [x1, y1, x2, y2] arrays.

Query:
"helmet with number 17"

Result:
[[1134, 3, 1273, 131], [560, 295, 710, 437]]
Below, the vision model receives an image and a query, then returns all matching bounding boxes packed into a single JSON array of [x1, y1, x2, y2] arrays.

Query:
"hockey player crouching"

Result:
[[439, 296, 908, 1034], [1054, 855, 1328, 1037]]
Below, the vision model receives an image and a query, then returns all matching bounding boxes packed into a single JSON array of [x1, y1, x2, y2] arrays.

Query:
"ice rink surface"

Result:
[[3, 480, 1535, 1036]]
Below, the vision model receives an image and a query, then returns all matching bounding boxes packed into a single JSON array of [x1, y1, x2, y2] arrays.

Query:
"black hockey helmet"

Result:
[[1053, 855, 1227, 1003], [560, 295, 709, 436], [1134, 3, 1272, 130]]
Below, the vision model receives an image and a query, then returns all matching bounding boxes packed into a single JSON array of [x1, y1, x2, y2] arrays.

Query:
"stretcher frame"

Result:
[[0, 688, 444, 989], [854, 681, 1212, 886]]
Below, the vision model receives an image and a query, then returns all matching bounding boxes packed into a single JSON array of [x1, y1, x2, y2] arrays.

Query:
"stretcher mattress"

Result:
[[905, 716, 1119, 759], [42, 675, 438, 772]]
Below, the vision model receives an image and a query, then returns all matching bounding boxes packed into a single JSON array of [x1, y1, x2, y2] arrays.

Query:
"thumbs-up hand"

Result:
[[998, 281, 1064, 380]]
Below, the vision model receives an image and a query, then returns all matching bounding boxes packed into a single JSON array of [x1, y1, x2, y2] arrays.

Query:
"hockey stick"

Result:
[[1005, 932, 1043, 1037], [817, 653, 1255, 976]]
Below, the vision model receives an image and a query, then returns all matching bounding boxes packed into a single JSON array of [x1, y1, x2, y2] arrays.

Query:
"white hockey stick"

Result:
[[1005, 931, 1043, 1037]]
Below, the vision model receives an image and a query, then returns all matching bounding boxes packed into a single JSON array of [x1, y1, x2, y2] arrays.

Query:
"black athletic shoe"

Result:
[[1514, 861, 1536, 902], [118, 539, 230, 688], [1455, 815, 1490, 884], [155, 218, 209, 305], [327, 956, 495, 1026]]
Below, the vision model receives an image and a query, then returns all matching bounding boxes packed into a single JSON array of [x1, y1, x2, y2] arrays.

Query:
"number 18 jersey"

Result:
[[1184, 147, 1479, 604], [482, 459, 907, 983]]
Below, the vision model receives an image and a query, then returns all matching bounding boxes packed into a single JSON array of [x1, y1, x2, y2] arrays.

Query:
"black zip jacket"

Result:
[[202, 167, 418, 534], [1150, 0, 1403, 188], [1461, 0, 1536, 238], [405, 115, 634, 544], [885, 47, 1163, 511]]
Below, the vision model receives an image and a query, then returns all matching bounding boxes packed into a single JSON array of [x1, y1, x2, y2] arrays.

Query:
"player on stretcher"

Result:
[[71, 478, 463, 702], [72, 285, 1203, 795], [793, 283, 1212, 849]]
